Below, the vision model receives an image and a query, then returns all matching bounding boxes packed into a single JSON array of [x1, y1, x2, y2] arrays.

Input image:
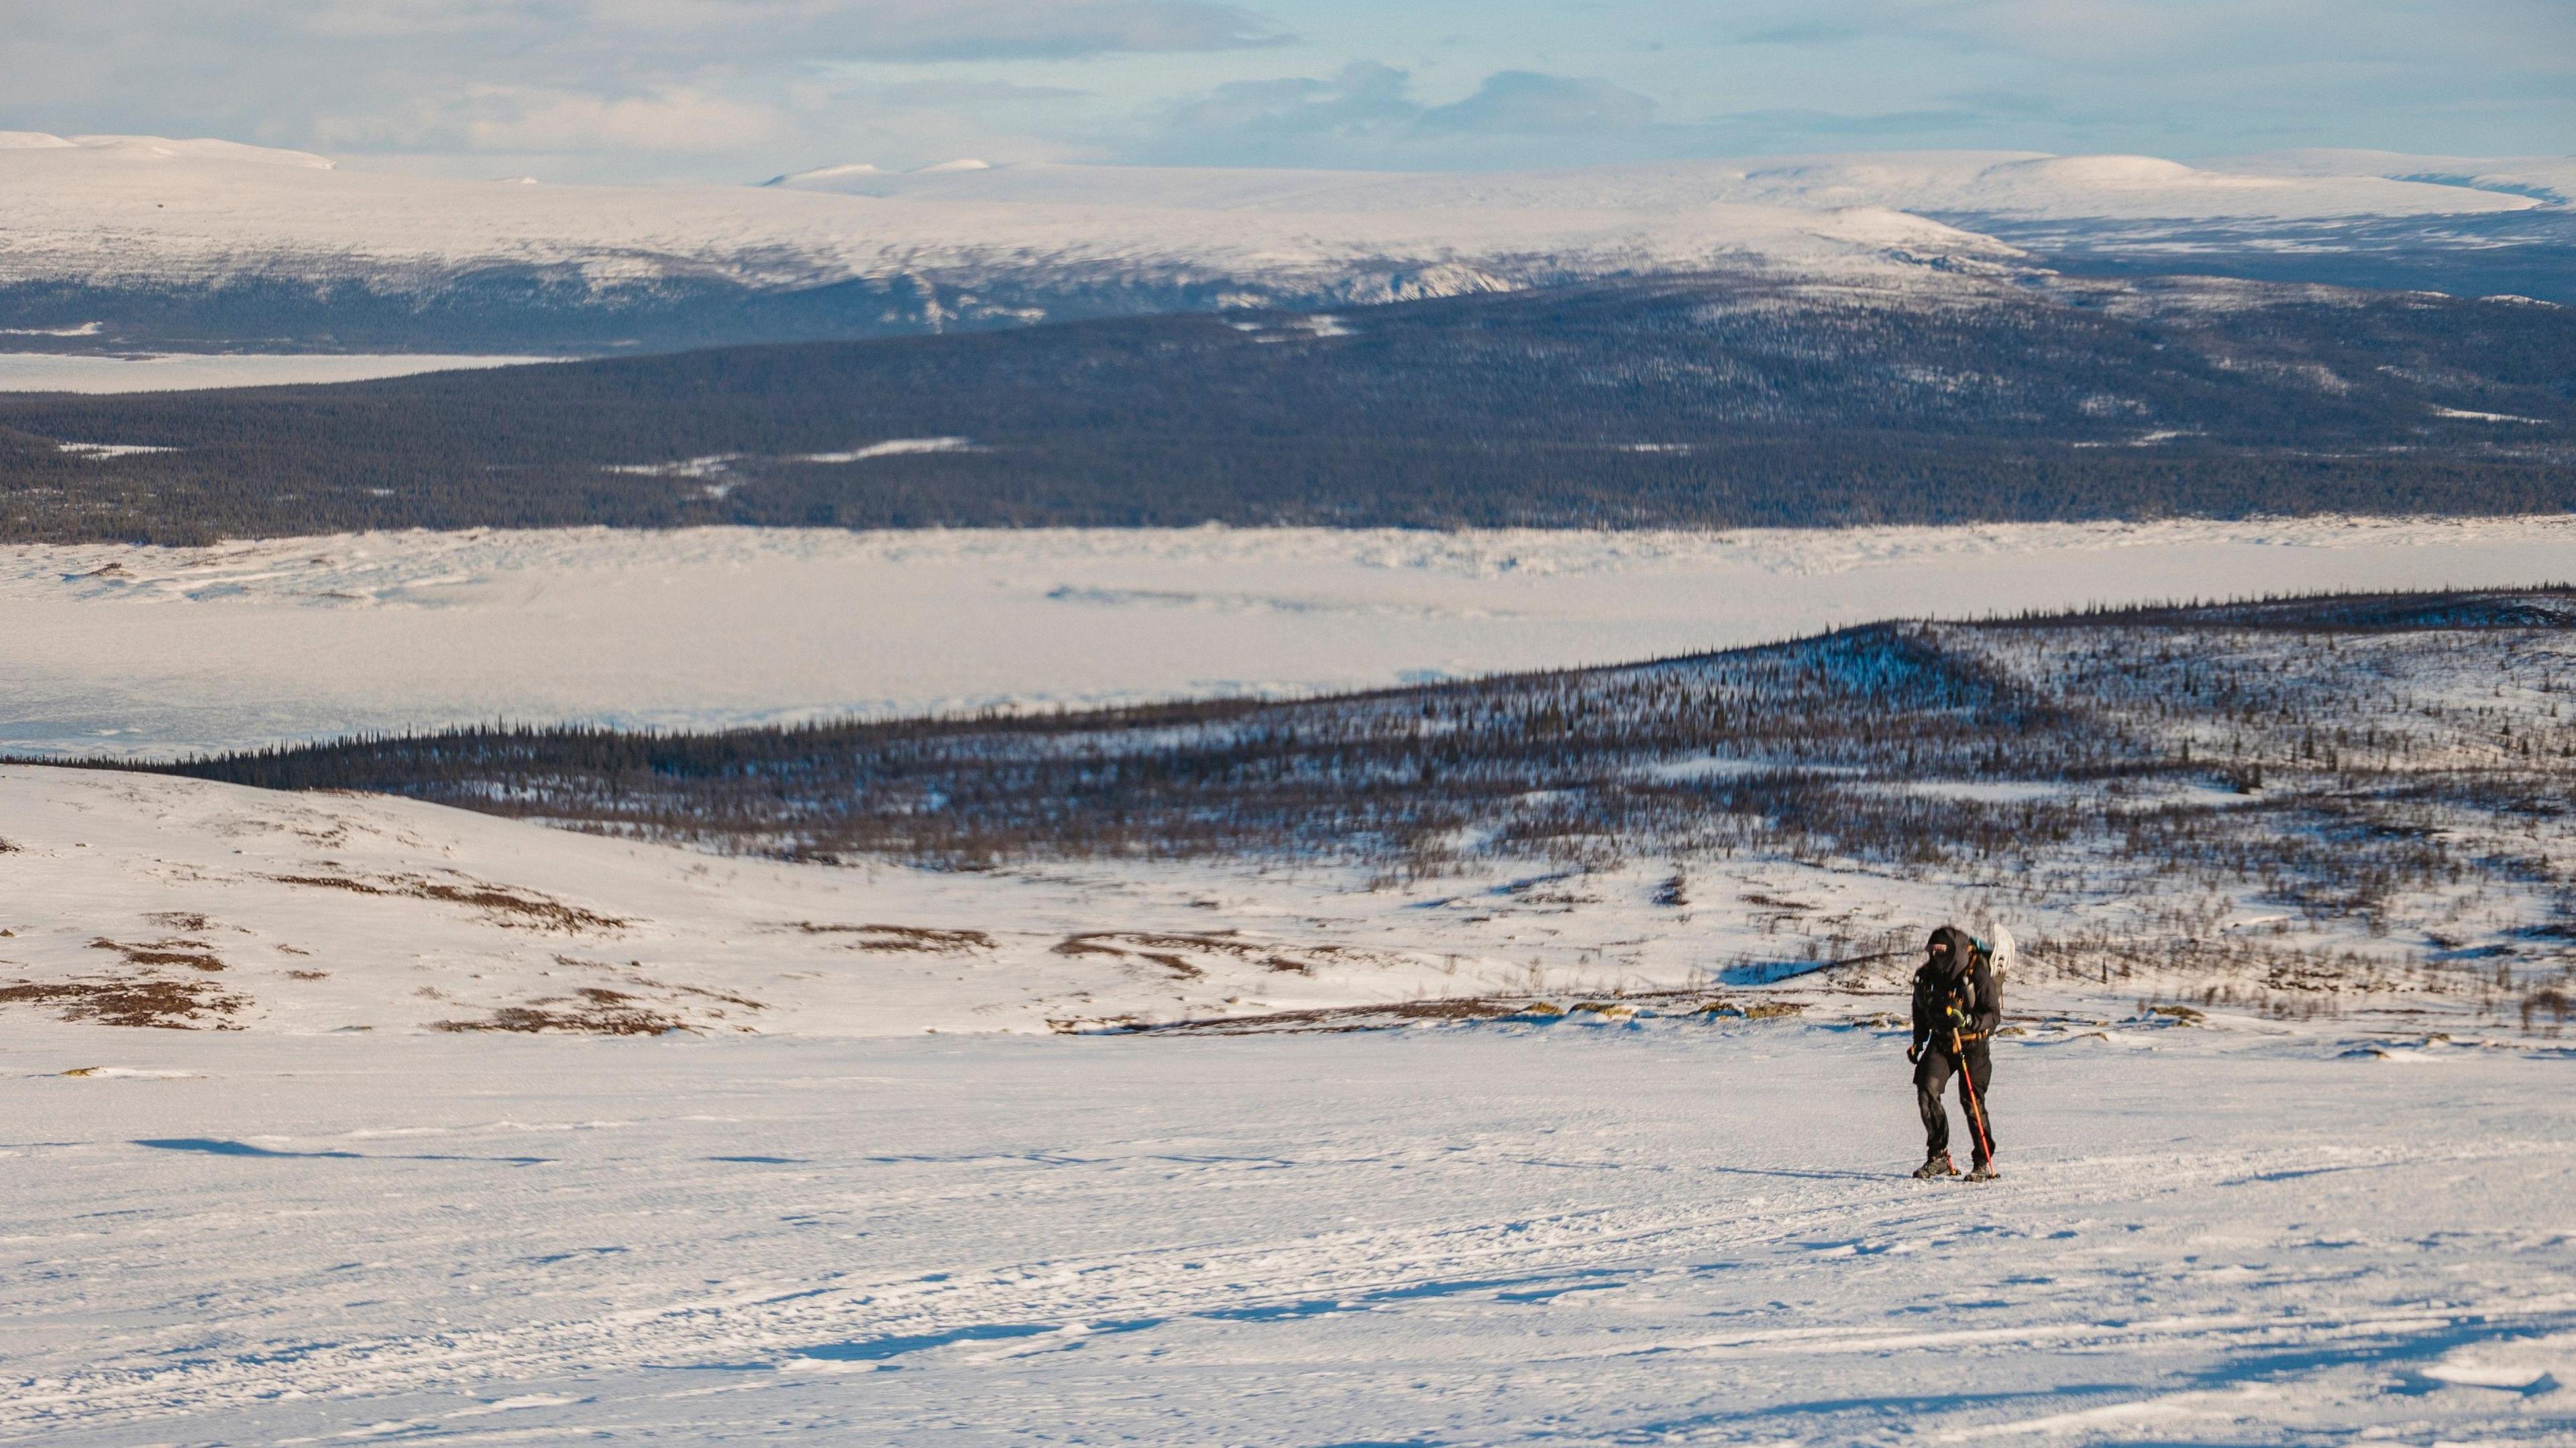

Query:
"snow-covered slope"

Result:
[[0, 766, 1442, 1036], [2232, 148, 2576, 207], [0, 765, 1801, 1038]]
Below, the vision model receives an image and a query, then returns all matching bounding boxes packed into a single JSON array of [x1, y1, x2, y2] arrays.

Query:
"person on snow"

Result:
[[1909, 925, 2000, 1181]]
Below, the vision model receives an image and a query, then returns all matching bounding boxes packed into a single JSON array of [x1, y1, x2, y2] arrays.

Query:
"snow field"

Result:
[[9, 514, 2576, 759], [2, 765, 1754, 1037], [7, 1019, 2574, 1444], [0, 351, 550, 394], [0, 765, 2114, 1040]]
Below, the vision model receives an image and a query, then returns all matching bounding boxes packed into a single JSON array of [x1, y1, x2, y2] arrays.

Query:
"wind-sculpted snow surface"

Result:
[[7, 1019, 2575, 1443]]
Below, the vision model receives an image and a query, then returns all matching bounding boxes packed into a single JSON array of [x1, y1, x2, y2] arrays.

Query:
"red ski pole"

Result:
[[1952, 1025, 1995, 1165]]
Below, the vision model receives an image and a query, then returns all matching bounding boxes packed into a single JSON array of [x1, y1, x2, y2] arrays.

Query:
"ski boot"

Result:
[[1911, 1152, 1957, 1180], [1964, 1160, 2000, 1182]]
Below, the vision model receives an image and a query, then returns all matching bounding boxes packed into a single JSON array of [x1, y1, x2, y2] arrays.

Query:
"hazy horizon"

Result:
[[7, 2, 2568, 186]]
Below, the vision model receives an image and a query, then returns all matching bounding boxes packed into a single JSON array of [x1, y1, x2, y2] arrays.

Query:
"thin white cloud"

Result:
[[273, 0, 1289, 62], [313, 85, 792, 155], [0, 0, 2565, 178]]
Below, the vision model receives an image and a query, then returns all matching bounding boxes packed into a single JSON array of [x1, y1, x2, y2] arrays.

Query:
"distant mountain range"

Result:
[[1, 133, 2569, 355]]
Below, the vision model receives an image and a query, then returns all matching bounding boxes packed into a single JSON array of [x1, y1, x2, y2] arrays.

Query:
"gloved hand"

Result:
[[1906, 1042, 1923, 1066]]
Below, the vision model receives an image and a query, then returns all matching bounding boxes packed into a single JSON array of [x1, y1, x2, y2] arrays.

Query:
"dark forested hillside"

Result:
[[2, 270, 2569, 543]]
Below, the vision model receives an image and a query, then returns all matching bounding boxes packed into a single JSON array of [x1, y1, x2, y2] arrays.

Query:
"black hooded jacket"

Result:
[[1911, 925, 2002, 1055]]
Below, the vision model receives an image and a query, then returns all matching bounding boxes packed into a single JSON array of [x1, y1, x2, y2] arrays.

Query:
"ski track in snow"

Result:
[[7, 1023, 2574, 1444], [9, 515, 2576, 758]]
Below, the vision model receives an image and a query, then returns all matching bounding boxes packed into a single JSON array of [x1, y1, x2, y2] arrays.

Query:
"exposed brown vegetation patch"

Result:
[[433, 1001, 690, 1036], [1053, 932, 1203, 979], [0, 977, 244, 1029], [651, 980, 765, 1009], [286, 969, 329, 981], [789, 922, 994, 954], [89, 937, 225, 972], [266, 871, 629, 934], [1050, 931, 1394, 981], [551, 955, 765, 1010]]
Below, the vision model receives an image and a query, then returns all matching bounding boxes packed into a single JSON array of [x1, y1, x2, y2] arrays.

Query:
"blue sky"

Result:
[[7, 1, 2570, 180]]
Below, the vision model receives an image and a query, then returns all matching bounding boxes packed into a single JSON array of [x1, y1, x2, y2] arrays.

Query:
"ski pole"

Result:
[[1952, 1025, 1995, 1165]]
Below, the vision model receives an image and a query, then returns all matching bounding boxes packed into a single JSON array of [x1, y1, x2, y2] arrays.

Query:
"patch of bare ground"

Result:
[[89, 937, 226, 972], [784, 923, 993, 954], [1051, 931, 1407, 981], [552, 955, 768, 1010], [433, 989, 692, 1036], [266, 871, 629, 934], [1063, 989, 1807, 1036], [1053, 932, 1205, 979], [0, 977, 244, 1029]]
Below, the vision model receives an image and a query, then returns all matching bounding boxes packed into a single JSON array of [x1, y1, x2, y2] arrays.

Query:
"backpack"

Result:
[[1969, 926, 2015, 983]]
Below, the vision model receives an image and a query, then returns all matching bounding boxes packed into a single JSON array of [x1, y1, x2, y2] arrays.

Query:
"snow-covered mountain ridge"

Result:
[[3, 133, 2564, 351], [773, 148, 2545, 222], [0, 131, 2015, 351]]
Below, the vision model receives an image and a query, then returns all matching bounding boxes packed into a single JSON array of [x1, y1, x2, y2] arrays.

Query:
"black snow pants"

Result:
[[1915, 1040, 1995, 1164]]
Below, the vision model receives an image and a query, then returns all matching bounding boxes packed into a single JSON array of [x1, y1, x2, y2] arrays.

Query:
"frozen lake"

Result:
[[0, 351, 548, 393], [6, 514, 2576, 757]]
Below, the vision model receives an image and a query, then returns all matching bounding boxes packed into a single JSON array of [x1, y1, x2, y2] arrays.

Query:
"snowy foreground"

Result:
[[6, 767, 2576, 1440], [11, 1001, 2576, 1443], [13, 514, 2576, 758]]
